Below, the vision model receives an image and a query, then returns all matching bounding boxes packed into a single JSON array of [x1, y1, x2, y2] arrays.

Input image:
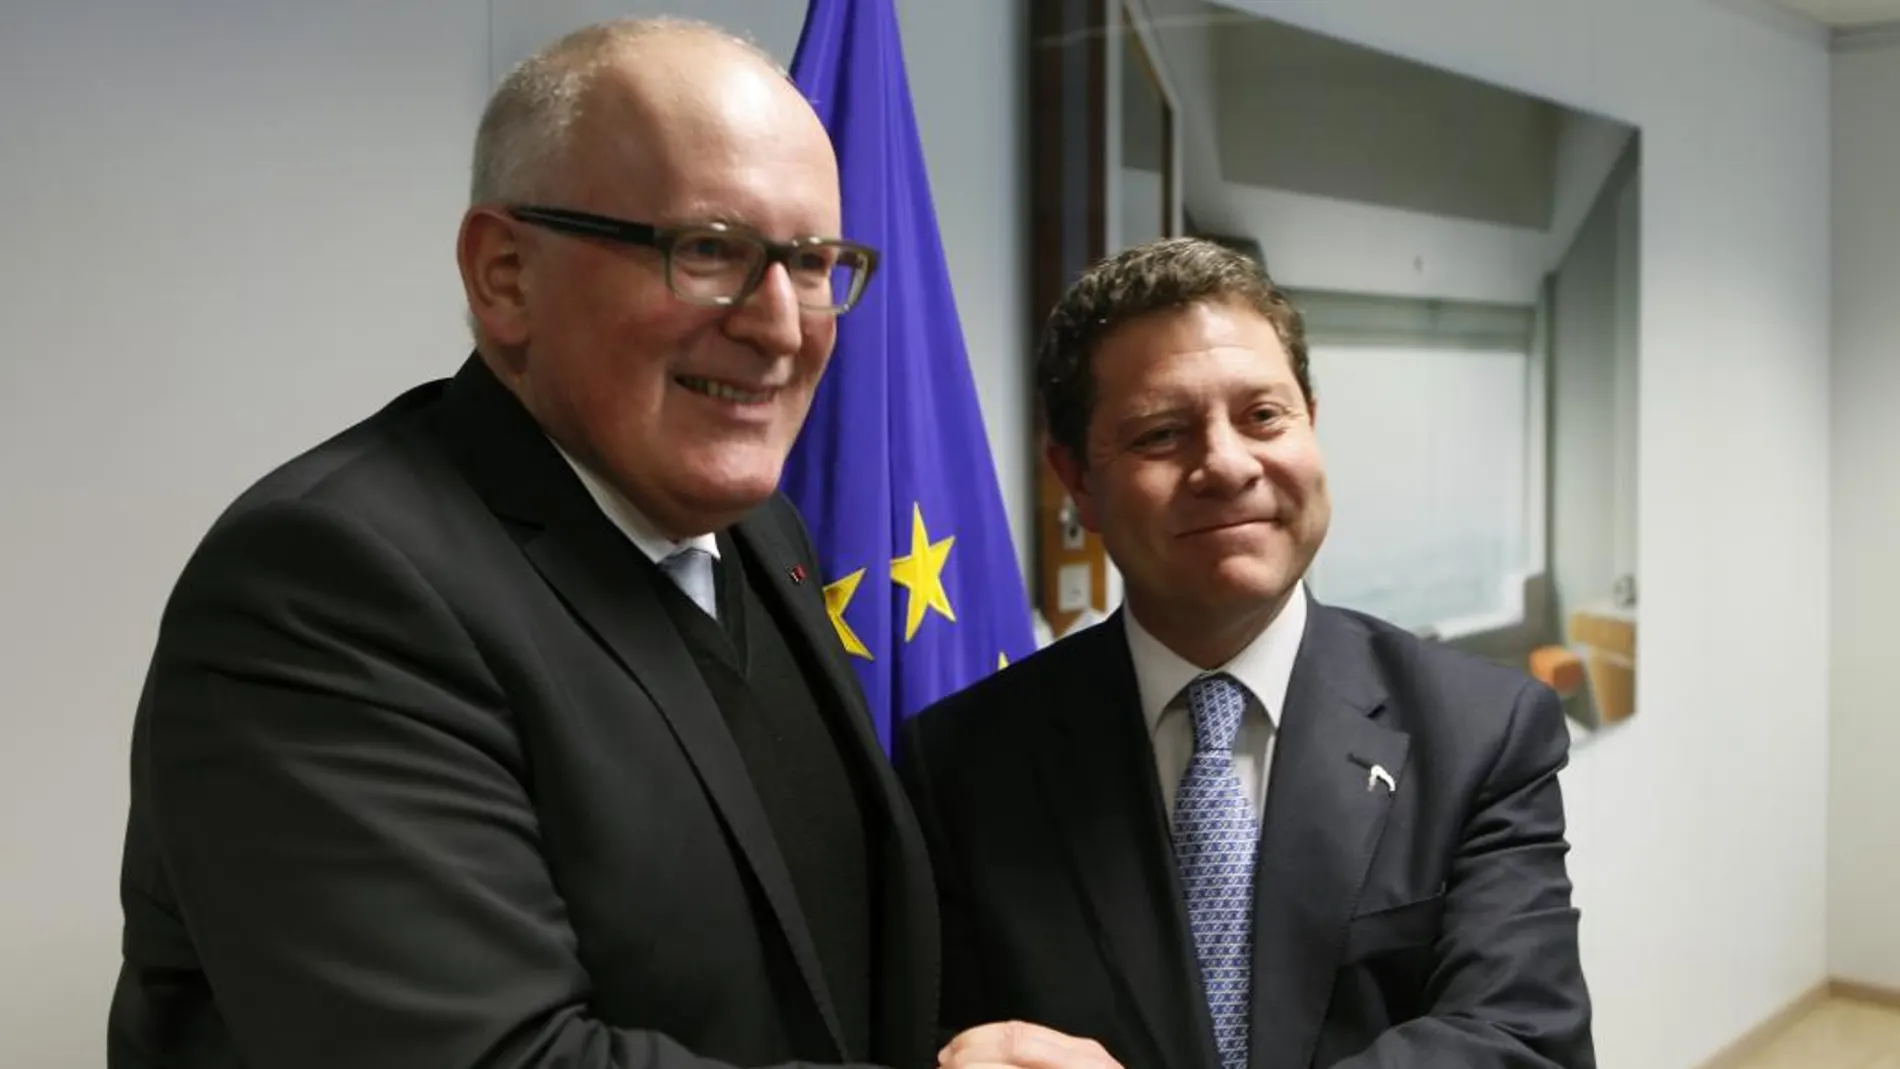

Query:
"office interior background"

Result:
[[1, 0, 1895, 1065]]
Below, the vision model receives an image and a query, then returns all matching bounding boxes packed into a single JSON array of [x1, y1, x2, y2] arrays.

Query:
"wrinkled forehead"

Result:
[[562, 53, 842, 237], [1097, 302, 1296, 384]]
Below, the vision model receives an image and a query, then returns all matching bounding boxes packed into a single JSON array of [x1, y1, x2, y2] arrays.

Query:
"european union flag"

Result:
[[784, 0, 1036, 753]]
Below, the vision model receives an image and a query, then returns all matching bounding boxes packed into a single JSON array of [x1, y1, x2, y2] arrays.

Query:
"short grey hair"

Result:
[[469, 16, 785, 206]]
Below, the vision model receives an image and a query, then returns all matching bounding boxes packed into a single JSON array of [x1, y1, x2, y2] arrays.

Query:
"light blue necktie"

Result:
[[659, 546, 718, 621], [1173, 672, 1258, 1069]]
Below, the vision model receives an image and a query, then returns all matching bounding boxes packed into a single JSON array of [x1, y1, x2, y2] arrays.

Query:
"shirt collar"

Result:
[[1125, 580, 1308, 736], [548, 438, 721, 566]]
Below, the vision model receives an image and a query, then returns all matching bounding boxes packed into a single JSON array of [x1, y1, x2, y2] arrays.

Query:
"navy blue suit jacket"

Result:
[[897, 598, 1593, 1069]]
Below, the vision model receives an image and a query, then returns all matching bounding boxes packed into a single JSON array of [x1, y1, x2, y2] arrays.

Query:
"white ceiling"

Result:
[[1763, 0, 1900, 26]]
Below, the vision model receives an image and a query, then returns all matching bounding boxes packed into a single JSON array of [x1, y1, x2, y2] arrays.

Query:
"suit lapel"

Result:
[[1249, 600, 1408, 1069], [729, 514, 883, 766], [730, 511, 941, 1069], [1034, 616, 1219, 1069], [434, 357, 850, 1059]]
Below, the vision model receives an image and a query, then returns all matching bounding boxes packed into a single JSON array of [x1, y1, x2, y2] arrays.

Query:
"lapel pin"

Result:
[[788, 564, 807, 585], [1367, 764, 1395, 794]]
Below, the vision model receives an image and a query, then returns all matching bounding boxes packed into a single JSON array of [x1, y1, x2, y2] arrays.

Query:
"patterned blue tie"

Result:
[[1173, 673, 1257, 1069]]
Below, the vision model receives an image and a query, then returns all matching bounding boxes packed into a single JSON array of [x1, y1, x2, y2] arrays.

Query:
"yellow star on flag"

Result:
[[824, 567, 872, 660], [890, 503, 956, 642], [998, 651, 1010, 670]]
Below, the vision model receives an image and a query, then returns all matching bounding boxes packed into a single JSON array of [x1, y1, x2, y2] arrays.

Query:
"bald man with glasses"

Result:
[[108, 18, 948, 1069]]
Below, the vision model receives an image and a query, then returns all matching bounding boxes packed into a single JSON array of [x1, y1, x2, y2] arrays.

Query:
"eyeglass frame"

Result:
[[502, 204, 880, 315]]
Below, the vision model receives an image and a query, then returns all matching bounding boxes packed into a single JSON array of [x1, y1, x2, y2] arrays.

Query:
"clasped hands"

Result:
[[937, 1021, 1122, 1069]]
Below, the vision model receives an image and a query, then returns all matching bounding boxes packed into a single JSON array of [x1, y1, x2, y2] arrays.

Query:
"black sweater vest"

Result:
[[653, 536, 875, 1059]]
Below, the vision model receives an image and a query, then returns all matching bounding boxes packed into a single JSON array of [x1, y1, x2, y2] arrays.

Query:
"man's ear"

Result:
[[457, 207, 532, 350], [1045, 436, 1100, 533]]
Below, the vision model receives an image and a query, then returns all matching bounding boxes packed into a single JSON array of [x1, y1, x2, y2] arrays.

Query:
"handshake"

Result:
[[937, 1022, 1121, 1069]]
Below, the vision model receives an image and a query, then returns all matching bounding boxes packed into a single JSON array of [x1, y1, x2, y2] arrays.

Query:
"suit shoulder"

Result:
[[1313, 604, 1571, 781], [909, 621, 1118, 749], [168, 378, 461, 602], [1323, 603, 1549, 711], [217, 377, 452, 525]]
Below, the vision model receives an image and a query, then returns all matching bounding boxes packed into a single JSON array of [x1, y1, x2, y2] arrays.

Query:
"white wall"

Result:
[[1208, 15, 1559, 230], [1549, 155, 1640, 619], [0, 2, 1023, 1066], [1226, 182, 1550, 303], [1548, 120, 1641, 612], [0, 0, 1848, 1066], [1134, 0, 1239, 235], [0, 3, 488, 1066], [1198, 87, 1633, 307], [1206, 4, 1834, 1069], [1550, 112, 1638, 268], [1118, 167, 1169, 249], [1829, 30, 1900, 993]]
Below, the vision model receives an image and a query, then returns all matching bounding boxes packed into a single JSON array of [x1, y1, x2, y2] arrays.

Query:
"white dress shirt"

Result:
[[1125, 582, 1308, 827], [548, 439, 721, 566]]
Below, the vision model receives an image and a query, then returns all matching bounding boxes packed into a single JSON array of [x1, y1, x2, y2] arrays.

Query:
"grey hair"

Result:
[[469, 16, 785, 205]]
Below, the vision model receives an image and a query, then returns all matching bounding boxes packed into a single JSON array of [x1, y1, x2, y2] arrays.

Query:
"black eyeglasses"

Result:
[[504, 204, 879, 315]]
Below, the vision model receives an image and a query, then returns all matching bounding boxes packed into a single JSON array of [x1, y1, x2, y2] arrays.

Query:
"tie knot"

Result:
[[1184, 673, 1248, 754], [659, 546, 717, 619], [662, 545, 710, 574]]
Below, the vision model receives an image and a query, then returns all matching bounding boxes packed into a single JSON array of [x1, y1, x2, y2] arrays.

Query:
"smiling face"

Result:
[[459, 32, 843, 539], [1049, 298, 1330, 667]]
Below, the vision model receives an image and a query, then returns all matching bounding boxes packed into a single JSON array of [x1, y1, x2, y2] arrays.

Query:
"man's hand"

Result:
[[937, 1022, 1123, 1069]]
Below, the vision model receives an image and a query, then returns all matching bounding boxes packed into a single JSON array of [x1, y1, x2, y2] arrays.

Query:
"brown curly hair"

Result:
[[1035, 237, 1312, 462]]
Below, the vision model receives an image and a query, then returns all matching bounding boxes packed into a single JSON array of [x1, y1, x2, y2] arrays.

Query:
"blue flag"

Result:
[[785, 0, 1036, 753]]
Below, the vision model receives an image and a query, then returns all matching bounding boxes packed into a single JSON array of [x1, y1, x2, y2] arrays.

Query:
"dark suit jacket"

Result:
[[108, 356, 938, 1069], [897, 597, 1592, 1069]]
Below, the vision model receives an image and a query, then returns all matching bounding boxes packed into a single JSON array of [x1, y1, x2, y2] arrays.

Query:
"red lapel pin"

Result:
[[788, 564, 807, 584]]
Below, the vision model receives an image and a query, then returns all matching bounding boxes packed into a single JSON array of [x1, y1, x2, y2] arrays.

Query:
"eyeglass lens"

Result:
[[668, 228, 869, 310]]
